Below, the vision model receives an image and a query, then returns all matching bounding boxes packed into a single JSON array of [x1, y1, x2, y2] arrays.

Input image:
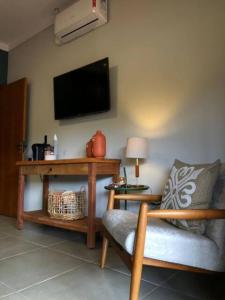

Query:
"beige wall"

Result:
[[8, 0, 225, 213]]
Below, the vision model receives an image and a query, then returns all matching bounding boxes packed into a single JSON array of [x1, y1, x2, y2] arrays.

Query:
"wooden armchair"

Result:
[[100, 190, 225, 300]]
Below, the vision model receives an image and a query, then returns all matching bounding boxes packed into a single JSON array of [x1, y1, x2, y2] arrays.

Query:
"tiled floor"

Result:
[[0, 215, 224, 300]]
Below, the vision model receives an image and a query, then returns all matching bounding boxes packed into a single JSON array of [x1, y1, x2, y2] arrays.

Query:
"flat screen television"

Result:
[[53, 57, 110, 120]]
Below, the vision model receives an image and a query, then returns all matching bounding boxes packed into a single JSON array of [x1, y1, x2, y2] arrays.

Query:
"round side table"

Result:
[[104, 184, 150, 209]]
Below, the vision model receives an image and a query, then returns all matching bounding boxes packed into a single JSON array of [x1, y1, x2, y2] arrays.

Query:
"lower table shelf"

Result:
[[23, 211, 102, 233]]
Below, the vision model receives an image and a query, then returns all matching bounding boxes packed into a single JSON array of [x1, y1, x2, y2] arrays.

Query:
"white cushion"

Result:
[[103, 209, 225, 272], [206, 165, 225, 257]]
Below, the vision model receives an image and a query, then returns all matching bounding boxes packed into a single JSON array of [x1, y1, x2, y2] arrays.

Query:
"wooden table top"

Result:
[[16, 158, 121, 166]]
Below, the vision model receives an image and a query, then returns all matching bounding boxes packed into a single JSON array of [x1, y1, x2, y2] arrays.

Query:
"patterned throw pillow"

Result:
[[160, 159, 221, 234]]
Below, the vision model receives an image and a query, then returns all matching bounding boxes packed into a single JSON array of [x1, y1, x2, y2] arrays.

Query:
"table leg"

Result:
[[114, 189, 121, 209], [17, 170, 24, 229], [124, 190, 128, 210], [43, 175, 49, 213], [107, 190, 115, 210], [87, 164, 96, 248]]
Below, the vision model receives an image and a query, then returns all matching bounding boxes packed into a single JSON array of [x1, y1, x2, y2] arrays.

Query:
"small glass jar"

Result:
[[112, 175, 127, 186], [45, 145, 55, 160]]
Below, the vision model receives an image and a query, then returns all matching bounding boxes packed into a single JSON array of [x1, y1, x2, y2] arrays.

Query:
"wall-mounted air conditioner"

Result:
[[54, 0, 108, 45]]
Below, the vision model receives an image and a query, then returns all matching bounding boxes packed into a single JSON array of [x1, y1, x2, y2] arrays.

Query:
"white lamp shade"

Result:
[[126, 137, 148, 159]]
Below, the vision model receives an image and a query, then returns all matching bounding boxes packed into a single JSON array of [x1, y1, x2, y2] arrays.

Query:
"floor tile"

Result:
[[207, 273, 225, 299], [21, 262, 156, 300], [40, 226, 86, 243], [50, 239, 100, 263], [105, 247, 130, 275], [0, 282, 15, 298], [0, 248, 84, 290], [143, 286, 199, 300], [0, 216, 16, 225], [0, 224, 75, 247], [163, 270, 219, 299], [141, 266, 176, 285], [0, 232, 10, 240], [0, 237, 41, 260], [104, 247, 176, 285], [0, 293, 29, 300]]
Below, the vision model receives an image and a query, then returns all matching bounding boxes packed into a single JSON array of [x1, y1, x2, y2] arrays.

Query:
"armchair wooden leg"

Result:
[[130, 262, 144, 300], [100, 236, 109, 268], [100, 190, 115, 268], [129, 202, 148, 300]]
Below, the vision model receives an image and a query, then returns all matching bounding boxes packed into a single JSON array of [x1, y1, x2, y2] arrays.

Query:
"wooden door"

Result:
[[0, 78, 28, 217]]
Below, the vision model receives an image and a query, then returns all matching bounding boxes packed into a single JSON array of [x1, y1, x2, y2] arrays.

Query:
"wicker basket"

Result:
[[48, 188, 86, 220]]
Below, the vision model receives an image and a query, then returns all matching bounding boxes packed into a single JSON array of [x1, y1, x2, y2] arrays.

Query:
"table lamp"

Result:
[[126, 137, 148, 184]]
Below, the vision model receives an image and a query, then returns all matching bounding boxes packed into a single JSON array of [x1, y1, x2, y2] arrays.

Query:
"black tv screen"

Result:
[[53, 57, 110, 120]]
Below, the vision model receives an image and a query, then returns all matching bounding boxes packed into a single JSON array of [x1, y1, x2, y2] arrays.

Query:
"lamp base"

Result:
[[135, 158, 139, 178]]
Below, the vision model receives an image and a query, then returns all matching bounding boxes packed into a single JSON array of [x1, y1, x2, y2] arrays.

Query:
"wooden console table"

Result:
[[16, 158, 120, 248]]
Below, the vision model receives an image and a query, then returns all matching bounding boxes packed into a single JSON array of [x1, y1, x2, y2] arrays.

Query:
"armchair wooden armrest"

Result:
[[147, 209, 225, 220], [109, 191, 225, 220], [106, 191, 162, 210], [114, 194, 162, 202]]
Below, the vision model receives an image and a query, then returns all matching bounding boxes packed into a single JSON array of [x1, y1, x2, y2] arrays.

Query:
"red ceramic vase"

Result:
[[92, 130, 106, 158]]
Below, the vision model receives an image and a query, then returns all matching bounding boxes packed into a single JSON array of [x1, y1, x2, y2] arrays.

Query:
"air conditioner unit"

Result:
[[54, 0, 108, 45]]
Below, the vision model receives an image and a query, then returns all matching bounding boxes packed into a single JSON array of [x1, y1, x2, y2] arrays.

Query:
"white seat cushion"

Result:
[[206, 165, 225, 257], [103, 209, 225, 272]]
